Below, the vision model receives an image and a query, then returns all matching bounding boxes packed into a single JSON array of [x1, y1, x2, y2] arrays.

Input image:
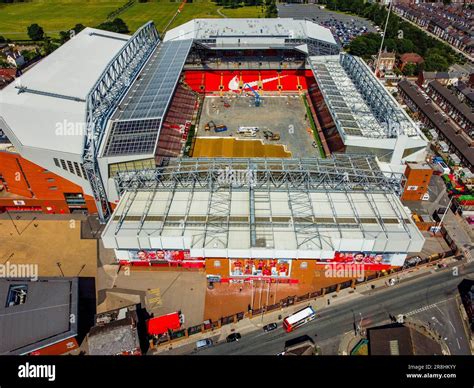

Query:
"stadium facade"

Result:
[[0, 19, 427, 277]]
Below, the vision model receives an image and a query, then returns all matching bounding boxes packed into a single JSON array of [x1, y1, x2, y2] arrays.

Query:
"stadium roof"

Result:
[[0, 28, 129, 155], [102, 189, 424, 258], [310, 54, 423, 140], [0, 277, 78, 355], [102, 156, 424, 258], [102, 39, 193, 157], [164, 18, 337, 47]]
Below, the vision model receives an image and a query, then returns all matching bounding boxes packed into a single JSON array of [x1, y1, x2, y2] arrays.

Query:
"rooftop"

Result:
[[88, 305, 141, 355], [428, 80, 474, 126], [164, 18, 337, 47], [102, 156, 424, 258], [368, 324, 443, 355], [0, 28, 129, 155], [0, 277, 78, 355], [310, 54, 422, 139], [102, 39, 193, 158], [399, 80, 474, 168]]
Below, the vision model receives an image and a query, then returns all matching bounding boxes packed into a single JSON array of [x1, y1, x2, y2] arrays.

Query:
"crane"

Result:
[[243, 83, 261, 107]]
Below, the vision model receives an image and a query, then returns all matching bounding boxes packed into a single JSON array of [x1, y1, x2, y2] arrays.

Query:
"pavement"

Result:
[[152, 256, 473, 355], [96, 266, 207, 327], [405, 174, 473, 261], [0, 214, 97, 278]]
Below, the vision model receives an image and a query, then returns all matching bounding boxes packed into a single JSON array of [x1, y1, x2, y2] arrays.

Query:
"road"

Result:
[[196, 262, 473, 355]]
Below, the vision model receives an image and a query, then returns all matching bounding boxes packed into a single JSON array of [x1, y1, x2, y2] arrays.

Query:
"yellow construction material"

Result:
[[192, 137, 291, 158]]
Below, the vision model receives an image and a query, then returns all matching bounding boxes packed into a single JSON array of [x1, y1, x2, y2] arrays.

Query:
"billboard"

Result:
[[230, 259, 291, 278], [317, 252, 404, 269], [123, 250, 205, 268], [129, 250, 192, 262]]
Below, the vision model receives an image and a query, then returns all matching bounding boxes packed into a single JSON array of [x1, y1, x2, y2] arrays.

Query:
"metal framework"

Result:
[[83, 21, 160, 222], [339, 54, 416, 137], [309, 54, 417, 139], [114, 155, 404, 195], [111, 156, 407, 249]]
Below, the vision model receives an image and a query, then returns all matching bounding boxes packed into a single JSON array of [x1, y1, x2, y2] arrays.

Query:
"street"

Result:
[[195, 262, 473, 355]]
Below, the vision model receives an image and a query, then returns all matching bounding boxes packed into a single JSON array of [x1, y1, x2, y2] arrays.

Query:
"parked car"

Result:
[[195, 339, 213, 350], [226, 333, 241, 342], [263, 323, 278, 332]]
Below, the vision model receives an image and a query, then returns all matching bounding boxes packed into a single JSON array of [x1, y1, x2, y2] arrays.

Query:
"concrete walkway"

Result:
[[217, 7, 227, 18]]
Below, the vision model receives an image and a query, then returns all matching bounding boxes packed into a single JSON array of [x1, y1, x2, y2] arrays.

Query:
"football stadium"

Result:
[[0, 18, 427, 278]]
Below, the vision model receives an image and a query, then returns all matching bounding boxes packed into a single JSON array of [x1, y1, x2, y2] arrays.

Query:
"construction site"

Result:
[[193, 93, 317, 158]]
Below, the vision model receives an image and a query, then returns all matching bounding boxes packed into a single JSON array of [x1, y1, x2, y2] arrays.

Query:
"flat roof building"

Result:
[[0, 277, 78, 355]]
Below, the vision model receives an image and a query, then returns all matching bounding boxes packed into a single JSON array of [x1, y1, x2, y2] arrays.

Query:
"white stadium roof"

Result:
[[0, 28, 129, 155], [102, 188, 424, 259], [164, 18, 337, 46]]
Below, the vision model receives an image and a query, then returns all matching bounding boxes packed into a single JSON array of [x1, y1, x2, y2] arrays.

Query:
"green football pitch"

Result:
[[0, 0, 265, 40]]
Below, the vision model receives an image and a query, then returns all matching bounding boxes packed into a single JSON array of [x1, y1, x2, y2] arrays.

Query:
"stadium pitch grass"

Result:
[[0, 0, 265, 40]]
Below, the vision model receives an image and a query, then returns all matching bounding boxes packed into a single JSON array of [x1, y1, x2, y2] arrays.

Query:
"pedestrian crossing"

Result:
[[463, 249, 473, 263], [404, 297, 455, 317]]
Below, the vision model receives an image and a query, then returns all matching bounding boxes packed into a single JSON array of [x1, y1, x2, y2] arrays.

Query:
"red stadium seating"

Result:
[[156, 84, 199, 160], [183, 70, 316, 93]]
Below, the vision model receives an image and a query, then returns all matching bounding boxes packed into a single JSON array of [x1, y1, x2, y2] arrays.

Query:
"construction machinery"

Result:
[[205, 121, 216, 131], [243, 83, 261, 107], [215, 125, 228, 133], [263, 129, 280, 141]]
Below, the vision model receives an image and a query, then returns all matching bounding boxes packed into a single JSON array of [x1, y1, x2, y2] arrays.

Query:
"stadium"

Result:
[[0, 18, 427, 280]]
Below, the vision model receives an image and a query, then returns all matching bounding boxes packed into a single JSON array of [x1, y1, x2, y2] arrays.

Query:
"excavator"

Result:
[[205, 121, 216, 131]]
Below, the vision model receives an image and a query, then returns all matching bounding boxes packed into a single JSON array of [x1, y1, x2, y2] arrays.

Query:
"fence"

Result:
[[155, 251, 456, 348]]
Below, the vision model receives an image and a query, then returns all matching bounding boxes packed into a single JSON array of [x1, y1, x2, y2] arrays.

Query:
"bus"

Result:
[[283, 306, 316, 333]]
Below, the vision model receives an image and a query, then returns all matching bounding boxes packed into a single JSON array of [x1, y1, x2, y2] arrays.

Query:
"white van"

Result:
[[238, 126, 259, 134], [196, 339, 213, 350]]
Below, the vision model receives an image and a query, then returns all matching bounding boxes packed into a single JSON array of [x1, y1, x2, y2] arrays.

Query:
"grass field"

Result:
[[0, 0, 264, 40]]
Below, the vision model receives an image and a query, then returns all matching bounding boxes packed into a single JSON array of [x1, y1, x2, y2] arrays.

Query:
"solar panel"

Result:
[[103, 118, 161, 156], [102, 39, 193, 157]]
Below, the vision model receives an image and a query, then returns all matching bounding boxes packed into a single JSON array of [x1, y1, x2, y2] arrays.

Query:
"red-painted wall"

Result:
[[0, 151, 96, 214], [184, 69, 316, 93]]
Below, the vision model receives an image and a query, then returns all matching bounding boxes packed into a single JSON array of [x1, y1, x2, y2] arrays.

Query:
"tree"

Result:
[[27, 23, 44, 41], [424, 53, 449, 72], [40, 40, 58, 56], [347, 38, 368, 56], [59, 30, 70, 44], [73, 24, 85, 34], [0, 36, 5, 43], [265, 0, 277, 18], [402, 63, 417, 77], [396, 38, 416, 54], [96, 18, 129, 34]]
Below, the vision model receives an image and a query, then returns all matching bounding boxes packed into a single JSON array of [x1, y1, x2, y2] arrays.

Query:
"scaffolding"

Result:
[[114, 155, 404, 195], [309, 54, 418, 140], [110, 155, 408, 250]]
